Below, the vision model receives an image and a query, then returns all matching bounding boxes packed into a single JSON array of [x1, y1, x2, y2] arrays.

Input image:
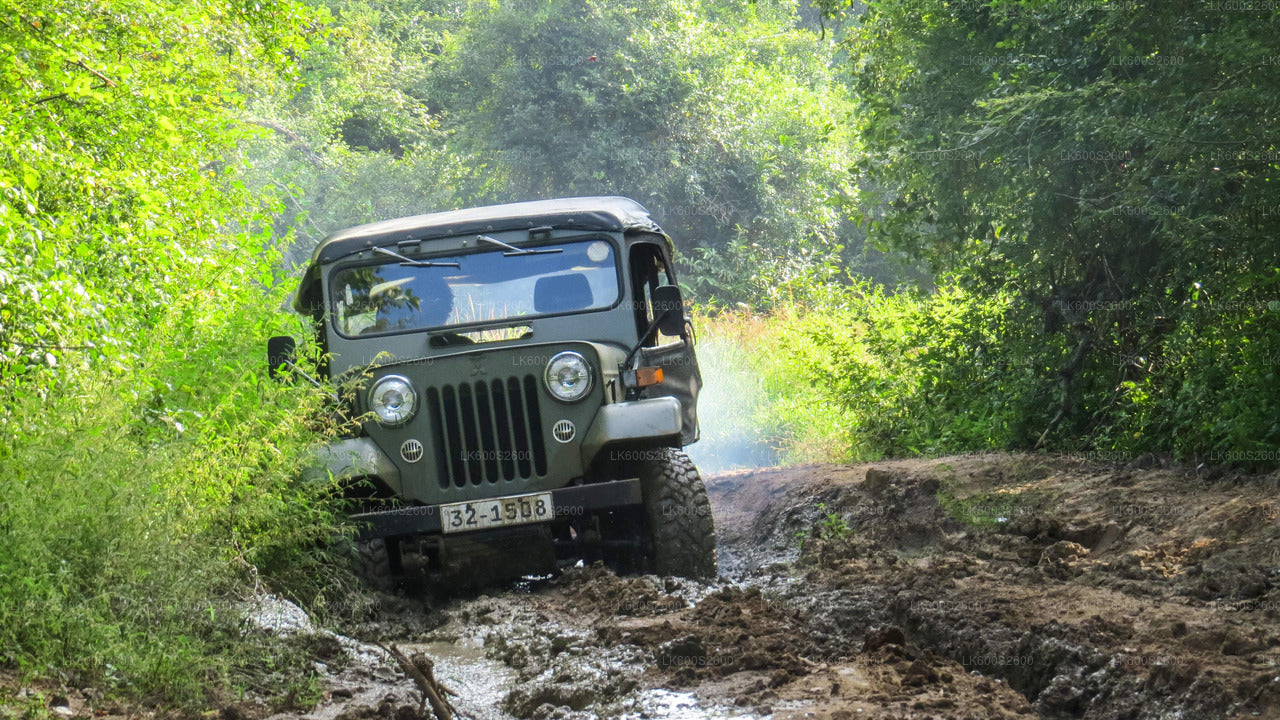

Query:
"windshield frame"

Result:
[[326, 233, 626, 340]]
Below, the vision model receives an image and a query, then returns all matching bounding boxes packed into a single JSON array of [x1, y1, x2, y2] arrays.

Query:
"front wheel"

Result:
[[351, 537, 395, 592], [637, 448, 717, 580]]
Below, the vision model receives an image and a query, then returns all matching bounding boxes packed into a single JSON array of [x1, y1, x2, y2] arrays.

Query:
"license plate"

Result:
[[440, 492, 554, 534]]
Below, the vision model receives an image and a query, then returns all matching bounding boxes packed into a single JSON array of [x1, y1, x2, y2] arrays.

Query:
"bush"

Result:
[[0, 248, 345, 704], [693, 306, 857, 468], [699, 278, 1280, 467], [695, 282, 1054, 464]]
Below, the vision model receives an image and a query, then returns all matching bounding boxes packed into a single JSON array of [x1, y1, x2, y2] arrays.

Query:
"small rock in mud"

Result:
[[863, 626, 906, 651], [503, 684, 597, 716], [1220, 629, 1267, 656], [899, 657, 942, 686], [1040, 540, 1088, 560], [864, 467, 895, 492], [656, 635, 710, 669], [1036, 668, 1086, 713]]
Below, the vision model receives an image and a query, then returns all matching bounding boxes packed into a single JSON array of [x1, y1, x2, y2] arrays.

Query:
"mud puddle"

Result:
[[275, 453, 1280, 720], [407, 639, 514, 720], [279, 574, 756, 720]]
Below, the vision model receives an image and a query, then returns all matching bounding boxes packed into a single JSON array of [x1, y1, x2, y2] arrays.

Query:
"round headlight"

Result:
[[368, 375, 417, 425], [544, 351, 592, 402]]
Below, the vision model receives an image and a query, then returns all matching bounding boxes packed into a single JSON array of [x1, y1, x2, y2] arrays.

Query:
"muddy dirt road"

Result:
[[267, 454, 1280, 720]]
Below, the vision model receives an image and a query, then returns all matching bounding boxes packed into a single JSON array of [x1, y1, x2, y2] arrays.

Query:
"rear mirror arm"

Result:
[[280, 357, 341, 403], [622, 307, 683, 370]]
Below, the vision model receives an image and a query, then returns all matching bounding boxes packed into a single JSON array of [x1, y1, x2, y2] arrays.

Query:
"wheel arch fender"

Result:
[[302, 437, 402, 496]]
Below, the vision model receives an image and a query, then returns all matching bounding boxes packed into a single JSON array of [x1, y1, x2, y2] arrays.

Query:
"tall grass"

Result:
[[692, 281, 1046, 467], [695, 278, 1279, 468], [690, 308, 855, 470], [0, 251, 345, 705]]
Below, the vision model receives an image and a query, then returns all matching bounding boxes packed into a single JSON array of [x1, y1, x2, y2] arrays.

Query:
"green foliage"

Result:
[[244, 0, 878, 305], [0, 0, 315, 390], [426, 0, 862, 307], [0, 252, 344, 703], [694, 307, 858, 468], [816, 502, 850, 540], [701, 272, 1278, 465], [0, 0, 354, 706], [239, 0, 499, 269], [833, 0, 1280, 459], [697, 283, 1053, 463]]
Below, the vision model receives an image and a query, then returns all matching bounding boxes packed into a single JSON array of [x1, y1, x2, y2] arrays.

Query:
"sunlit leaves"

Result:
[[0, 0, 314, 394]]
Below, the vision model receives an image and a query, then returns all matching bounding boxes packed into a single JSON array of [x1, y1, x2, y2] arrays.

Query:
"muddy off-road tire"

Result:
[[352, 538, 394, 592], [638, 448, 717, 580]]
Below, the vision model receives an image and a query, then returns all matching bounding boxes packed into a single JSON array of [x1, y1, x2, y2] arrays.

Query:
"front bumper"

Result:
[[350, 477, 643, 540]]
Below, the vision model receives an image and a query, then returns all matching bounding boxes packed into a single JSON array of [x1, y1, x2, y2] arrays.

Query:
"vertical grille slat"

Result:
[[427, 388, 451, 490], [507, 377, 533, 479], [441, 385, 467, 488], [457, 384, 482, 485], [474, 381, 500, 483], [523, 375, 548, 477], [428, 373, 548, 489], [491, 379, 516, 481]]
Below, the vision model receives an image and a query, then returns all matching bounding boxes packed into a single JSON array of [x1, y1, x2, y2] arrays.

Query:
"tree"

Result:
[[421, 0, 863, 305], [835, 0, 1280, 455], [0, 0, 312, 391]]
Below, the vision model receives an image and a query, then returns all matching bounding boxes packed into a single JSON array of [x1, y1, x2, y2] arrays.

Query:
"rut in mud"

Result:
[[236, 454, 1280, 720]]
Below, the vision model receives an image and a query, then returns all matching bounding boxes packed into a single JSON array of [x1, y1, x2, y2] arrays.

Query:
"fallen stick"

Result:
[[380, 642, 456, 720]]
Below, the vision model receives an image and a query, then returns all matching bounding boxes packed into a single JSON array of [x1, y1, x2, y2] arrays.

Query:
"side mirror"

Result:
[[267, 335, 297, 382], [651, 285, 686, 337]]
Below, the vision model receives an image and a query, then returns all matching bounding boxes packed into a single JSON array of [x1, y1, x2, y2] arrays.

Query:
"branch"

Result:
[[27, 81, 116, 106], [1034, 335, 1091, 450], [1125, 120, 1251, 147], [244, 118, 326, 167], [267, 179, 326, 236], [18, 14, 45, 34], [72, 57, 116, 87], [379, 643, 459, 720], [8, 339, 96, 351], [1055, 190, 1122, 204], [30, 92, 69, 105]]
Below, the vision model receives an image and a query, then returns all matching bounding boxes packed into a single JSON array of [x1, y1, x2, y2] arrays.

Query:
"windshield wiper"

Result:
[[371, 246, 460, 268], [476, 234, 563, 256]]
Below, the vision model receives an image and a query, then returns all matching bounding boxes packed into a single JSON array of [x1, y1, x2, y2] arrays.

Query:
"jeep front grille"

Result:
[[424, 375, 548, 488]]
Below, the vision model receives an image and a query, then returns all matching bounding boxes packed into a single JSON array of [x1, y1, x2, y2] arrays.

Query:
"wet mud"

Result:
[[189, 455, 1280, 719]]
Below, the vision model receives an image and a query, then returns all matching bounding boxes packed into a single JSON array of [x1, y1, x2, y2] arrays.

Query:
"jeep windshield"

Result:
[[332, 238, 619, 337]]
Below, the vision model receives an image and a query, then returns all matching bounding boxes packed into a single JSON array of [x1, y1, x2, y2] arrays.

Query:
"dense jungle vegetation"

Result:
[[0, 0, 1276, 707]]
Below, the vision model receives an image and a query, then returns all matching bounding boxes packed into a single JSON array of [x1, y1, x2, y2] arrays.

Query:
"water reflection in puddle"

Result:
[[407, 639, 761, 720], [408, 639, 517, 720], [626, 689, 767, 720]]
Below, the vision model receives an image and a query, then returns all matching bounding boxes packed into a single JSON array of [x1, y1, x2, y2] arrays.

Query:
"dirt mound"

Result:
[[598, 585, 819, 683], [548, 564, 689, 617], [706, 454, 1280, 719]]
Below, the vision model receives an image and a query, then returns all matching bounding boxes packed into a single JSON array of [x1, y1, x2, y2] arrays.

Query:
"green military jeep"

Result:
[[269, 197, 716, 589]]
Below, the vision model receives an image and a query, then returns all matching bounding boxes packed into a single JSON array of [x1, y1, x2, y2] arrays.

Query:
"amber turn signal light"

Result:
[[622, 366, 664, 388], [635, 366, 664, 387]]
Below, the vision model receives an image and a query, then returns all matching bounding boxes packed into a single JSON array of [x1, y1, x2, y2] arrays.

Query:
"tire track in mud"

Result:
[[271, 454, 1280, 720], [702, 457, 1280, 719]]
